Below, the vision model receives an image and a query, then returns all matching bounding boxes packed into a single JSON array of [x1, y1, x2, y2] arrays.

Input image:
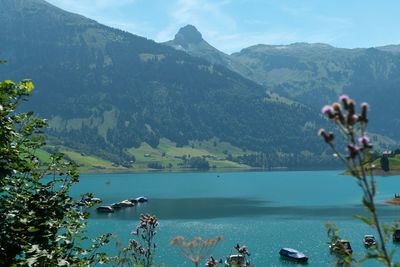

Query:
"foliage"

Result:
[[0, 78, 111, 266], [188, 156, 210, 170], [380, 154, 390, 172], [117, 214, 159, 267], [325, 222, 354, 266], [319, 95, 397, 266], [171, 235, 223, 267], [147, 162, 164, 170]]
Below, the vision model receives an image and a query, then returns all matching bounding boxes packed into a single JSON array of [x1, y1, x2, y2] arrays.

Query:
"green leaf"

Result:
[[353, 214, 374, 226], [28, 227, 40, 233]]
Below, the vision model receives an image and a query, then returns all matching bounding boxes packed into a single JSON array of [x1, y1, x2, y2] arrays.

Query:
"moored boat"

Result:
[[393, 229, 400, 242], [224, 255, 250, 267], [136, 196, 148, 203], [78, 197, 102, 206], [329, 240, 353, 254], [279, 248, 308, 262], [363, 235, 376, 247], [96, 206, 114, 213], [119, 200, 135, 207], [110, 202, 123, 209]]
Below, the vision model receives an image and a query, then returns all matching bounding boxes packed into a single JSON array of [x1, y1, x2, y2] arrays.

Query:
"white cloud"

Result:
[[155, 0, 236, 44]]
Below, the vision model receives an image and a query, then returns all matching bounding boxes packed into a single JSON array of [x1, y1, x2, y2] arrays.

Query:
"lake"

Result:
[[71, 170, 400, 266]]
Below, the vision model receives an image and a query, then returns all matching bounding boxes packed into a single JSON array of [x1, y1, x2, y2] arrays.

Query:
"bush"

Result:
[[0, 78, 110, 266]]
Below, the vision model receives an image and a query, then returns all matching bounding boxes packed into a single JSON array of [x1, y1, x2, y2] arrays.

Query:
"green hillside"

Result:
[[36, 138, 252, 173], [166, 26, 400, 145], [0, 0, 335, 170]]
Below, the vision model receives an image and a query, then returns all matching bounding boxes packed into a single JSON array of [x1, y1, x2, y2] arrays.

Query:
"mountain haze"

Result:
[[0, 0, 330, 168]]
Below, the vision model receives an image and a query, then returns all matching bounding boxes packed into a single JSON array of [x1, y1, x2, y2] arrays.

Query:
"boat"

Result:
[[279, 248, 308, 262], [363, 235, 376, 247], [110, 202, 123, 209], [96, 206, 114, 213], [135, 196, 148, 203], [118, 200, 135, 207], [393, 229, 400, 242], [78, 197, 101, 206], [329, 240, 353, 254], [224, 255, 250, 267]]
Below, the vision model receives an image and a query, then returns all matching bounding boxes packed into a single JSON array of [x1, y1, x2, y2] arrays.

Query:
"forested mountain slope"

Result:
[[167, 26, 400, 143], [0, 0, 334, 168]]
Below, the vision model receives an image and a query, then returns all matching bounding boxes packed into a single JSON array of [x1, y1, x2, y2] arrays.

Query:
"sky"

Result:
[[45, 0, 400, 54]]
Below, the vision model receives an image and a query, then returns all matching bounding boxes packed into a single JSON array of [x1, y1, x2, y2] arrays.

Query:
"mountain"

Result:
[[0, 0, 331, 169], [164, 25, 253, 79], [231, 44, 400, 141], [166, 27, 400, 143]]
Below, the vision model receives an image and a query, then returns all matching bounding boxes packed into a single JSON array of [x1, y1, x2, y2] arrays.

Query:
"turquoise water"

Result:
[[71, 171, 400, 266]]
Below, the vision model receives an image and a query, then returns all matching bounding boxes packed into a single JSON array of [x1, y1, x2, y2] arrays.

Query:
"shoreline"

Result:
[[78, 166, 342, 175], [341, 169, 400, 177], [371, 169, 400, 176], [384, 198, 400, 206]]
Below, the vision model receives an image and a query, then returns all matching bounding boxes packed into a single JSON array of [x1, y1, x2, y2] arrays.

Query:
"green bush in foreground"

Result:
[[0, 77, 110, 266]]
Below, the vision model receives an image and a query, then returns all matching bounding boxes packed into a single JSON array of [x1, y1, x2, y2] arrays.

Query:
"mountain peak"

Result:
[[173, 25, 203, 47]]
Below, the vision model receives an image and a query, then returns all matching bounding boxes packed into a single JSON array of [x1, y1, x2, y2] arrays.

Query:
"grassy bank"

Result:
[[37, 138, 253, 173]]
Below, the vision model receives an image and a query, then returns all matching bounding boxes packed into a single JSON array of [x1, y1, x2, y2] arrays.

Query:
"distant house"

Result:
[[144, 153, 151, 157], [382, 150, 394, 156]]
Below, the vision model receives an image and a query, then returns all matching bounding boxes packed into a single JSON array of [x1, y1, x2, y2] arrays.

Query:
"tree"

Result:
[[189, 156, 210, 170], [0, 77, 110, 266], [380, 154, 390, 172]]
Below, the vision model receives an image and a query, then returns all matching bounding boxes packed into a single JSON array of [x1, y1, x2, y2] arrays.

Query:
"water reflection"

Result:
[[90, 198, 400, 220]]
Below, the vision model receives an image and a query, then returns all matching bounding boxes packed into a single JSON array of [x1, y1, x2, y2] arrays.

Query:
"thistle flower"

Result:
[[318, 129, 334, 144], [321, 105, 335, 119], [358, 135, 369, 145], [339, 94, 349, 102], [358, 135, 373, 149], [348, 100, 355, 116], [359, 102, 369, 123], [347, 144, 359, 159], [205, 256, 220, 267], [347, 114, 358, 126], [235, 244, 250, 256]]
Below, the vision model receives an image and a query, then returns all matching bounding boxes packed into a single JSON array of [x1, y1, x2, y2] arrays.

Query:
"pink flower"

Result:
[[321, 105, 334, 115], [339, 94, 349, 102], [358, 135, 370, 145]]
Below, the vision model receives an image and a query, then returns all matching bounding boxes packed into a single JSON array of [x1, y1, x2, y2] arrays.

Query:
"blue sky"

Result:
[[46, 0, 400, 54]]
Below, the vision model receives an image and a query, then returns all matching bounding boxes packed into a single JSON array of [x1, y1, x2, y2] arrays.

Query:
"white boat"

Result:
[[110, 202, 123, 209], [96, 206, 114, 213], [224, 255, 250, 267], [118, 200, 135, 207], [135, 196, 148, 203], [279, 248, 308, 262], [363, 235, 376, 247]]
